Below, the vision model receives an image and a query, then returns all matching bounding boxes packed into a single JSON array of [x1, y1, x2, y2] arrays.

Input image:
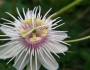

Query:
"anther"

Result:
[[41, 29, 48, 36], [19, 28, 28, 36]]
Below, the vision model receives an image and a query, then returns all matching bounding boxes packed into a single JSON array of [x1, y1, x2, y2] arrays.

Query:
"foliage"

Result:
[[0, 0, 90, 70], [0, 63, 16, 70]]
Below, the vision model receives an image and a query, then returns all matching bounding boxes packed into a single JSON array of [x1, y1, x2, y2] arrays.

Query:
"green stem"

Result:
[[64, 35, 90, 43], [51, 0, 83, 19]]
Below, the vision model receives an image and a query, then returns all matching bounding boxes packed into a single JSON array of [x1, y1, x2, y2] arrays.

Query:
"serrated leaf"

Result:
[[0, 63, 6, 70], [7, 66, 17, 70]]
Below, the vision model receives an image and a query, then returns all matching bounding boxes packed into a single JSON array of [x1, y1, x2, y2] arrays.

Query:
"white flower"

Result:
[[0, 6, 69, 70]]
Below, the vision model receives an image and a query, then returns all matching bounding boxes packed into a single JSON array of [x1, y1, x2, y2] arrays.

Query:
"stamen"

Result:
[[22, 24, 48, 38], [22, 19, 32, 25], [19, 28, 28, 36], [22, 29, 34, 38], [35, 18, 44, 26], [41, 29, 48, 36], [32, 17, 35, 28]]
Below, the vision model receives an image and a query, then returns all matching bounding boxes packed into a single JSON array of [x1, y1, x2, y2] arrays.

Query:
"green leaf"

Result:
[[80, 50, 90, 61], [84, 60, 90, 70], [0, 63, 6, 70], [7, 66, 17, 70]]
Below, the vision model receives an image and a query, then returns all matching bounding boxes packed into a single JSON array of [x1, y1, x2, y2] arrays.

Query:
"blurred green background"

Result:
[[0, 0, 90, 70]]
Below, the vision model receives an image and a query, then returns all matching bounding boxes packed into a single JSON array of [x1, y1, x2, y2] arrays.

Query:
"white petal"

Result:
[[0, 42, 20, 59], [49, 31, 68, 40], [0, 25, 19, 37], [46, 19, 52, 30], [27, 57, 41, 70], [51, 30, 68, 36], [0, 42, 10, 51], [46, 18, 52, 22], [38, 48, 59, 70], [49, 35, 67, 42], [14, 51, 29, 70], [26, 10, 33, 18], [0, 41, 18, 51], [14, 21, 21, 28], [46, 40, 68, 53]]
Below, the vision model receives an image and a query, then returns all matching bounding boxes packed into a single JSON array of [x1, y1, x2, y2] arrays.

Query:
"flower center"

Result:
[[19, 18, 48, 43]]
